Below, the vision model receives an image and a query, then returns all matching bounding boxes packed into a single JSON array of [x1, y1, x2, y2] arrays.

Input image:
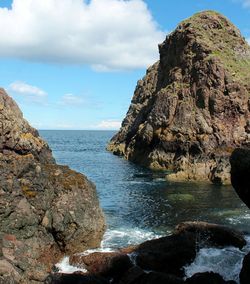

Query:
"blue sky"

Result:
[[0, 0, 249, 130]]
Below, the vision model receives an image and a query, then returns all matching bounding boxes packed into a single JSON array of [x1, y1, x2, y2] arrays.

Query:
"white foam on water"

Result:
[[184, 236, 250, 283], [101, 227, 162, 249], [227, 213, 250, 225], [55, 227, 162, 272], [55, 256, 87, 274]]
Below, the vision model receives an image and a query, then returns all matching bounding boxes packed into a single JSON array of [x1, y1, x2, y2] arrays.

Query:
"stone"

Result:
[[174, 221, 246, 249], [107, 11, 250, 184], [230, 148, 250, 209], [185, 272, 235, 284], [239, 252, 250, 284], [135, 272, 184, 284], [44, 273, 109, 284], [134, 232, 197, 277], [0, 89, 106, 283], [118, 266, 145, 284], [70, 251, 133, 281]]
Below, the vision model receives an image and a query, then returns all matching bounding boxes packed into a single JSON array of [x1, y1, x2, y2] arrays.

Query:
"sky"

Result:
[[0, 0, 249, 130]]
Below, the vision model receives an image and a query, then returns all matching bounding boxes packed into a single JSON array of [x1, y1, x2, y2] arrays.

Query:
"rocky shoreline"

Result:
[[108, 11, 250, 185], [46, 221, 249, 284], [45, 147, 250, 284]]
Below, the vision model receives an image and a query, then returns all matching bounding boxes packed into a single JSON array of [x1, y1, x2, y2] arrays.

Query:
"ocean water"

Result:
[[40, 130, 250, 282]]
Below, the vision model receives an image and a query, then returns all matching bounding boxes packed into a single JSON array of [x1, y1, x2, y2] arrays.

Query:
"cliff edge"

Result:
[[108, 11, 250, 184], [0, 89, 106, 283]]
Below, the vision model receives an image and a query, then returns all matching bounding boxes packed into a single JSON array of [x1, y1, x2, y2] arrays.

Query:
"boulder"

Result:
[[174, 221, 246, 249], [135, 272, 184, 284], [230, 148, 250, 209], [185, 272, 236, 284], [69, 251, 133, 281], [44, 273, 109, 284], [108, 11, 250, 184], [239, 252, 250, 284], [134, 232, 197, 277], [118, 266, 145, 284], [0, 89, 106, 282]]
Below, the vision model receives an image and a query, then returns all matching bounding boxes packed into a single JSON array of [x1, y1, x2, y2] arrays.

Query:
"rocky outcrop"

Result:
[[108, 10, 250, 184], [240, 252, 250, 284], [0, 89, 106, 283], [50, 221, 244, 284], [230, 148, 250, 208]]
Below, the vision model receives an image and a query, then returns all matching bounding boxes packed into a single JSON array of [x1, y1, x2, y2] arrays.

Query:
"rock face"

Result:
[[0, 89, 106, 283], [230, 148, 250, 208], [108, 11, 250, 184]]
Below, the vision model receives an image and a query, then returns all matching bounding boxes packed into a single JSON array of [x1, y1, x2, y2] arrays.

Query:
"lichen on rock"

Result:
[[107, 11, 250, 184], [0, 88, 106, 283]]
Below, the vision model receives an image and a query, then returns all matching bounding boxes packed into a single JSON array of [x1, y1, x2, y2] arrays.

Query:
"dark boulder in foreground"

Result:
[[59, 221, 244, 284], [174, 221, 246, 249], [186, 272, 236, 284], [230, 148, 250, 209], [134, 231, 196, 277], [240, 252, 250, 284], [70, 251, 133, 281], [0, 89, 106, 283], [108, 10, 250, 184], [45, 274, 109, 284]]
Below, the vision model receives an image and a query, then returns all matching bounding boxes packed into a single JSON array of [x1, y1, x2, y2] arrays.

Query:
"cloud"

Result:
[[58, 93, 85, 106], [0, 0, 165, 71], [242, 0, 250, 7], [9, 81, 47, 97], [9, 81, 47, 103], [96, 119, 121, 129]]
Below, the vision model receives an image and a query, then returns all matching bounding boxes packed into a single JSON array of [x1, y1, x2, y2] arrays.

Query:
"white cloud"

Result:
[[242, 0, 250, 7], [9, 81, 47, 103], [9, 81, 47, 97], [59, 93, 85, 106], [96, 119, 121, 129], [0, 0, 165, 71]]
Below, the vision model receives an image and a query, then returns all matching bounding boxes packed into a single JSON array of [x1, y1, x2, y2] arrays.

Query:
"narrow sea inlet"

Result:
[[40, 130, 250, 248]]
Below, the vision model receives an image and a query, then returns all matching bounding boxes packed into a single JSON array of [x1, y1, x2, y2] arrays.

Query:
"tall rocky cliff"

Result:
[[0, 89, 105, 283], [108, 11, 250, 184]]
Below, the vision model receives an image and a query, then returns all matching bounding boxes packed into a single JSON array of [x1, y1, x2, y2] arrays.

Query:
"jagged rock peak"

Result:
[[108, 11, 250, 184], [0, 89, 106, 283]]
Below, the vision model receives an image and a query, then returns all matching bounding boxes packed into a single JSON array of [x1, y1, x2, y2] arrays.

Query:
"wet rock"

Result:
[[239, 252, 250, 284], [174, 221, 246, 249], [135, 272, 184, 284], [185, 272, 232, 284], [118, 266, 145, 284], [134, 232, 197, 277], [44, 273, 109, 284], [185, 272, 235, 284], [70, 251, 133, 281], [108, 11, 250, 184], [230, 148, 250, 209], [0, 89, 106, 282]]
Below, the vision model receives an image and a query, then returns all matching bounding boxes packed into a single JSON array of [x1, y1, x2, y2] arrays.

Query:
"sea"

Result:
[[40, 130, 250, 282]]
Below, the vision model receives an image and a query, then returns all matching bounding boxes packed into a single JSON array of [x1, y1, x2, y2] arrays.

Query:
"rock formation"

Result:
[[48, 221, 244, 284], [108, 10, 250, 184], [230, 148, 250, 208], [0, 88, 106, 283]]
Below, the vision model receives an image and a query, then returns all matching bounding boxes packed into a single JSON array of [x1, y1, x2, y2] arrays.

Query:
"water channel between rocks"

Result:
[[40, 130, 250, 283]]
